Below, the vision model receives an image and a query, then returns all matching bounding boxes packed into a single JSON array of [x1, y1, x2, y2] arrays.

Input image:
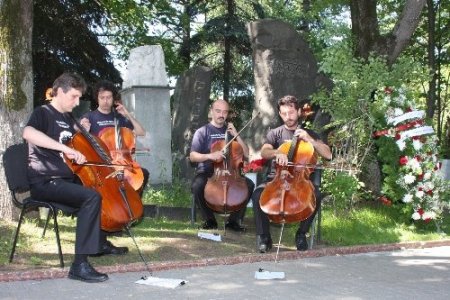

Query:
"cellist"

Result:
[[190, 99, 255, 231], [22, 73, 128, 283], [251, 95, 332, 253], [79, 80, 149, 195]]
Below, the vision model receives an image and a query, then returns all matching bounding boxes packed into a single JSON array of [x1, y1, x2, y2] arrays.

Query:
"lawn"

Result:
[[0, 200, 448, 272]]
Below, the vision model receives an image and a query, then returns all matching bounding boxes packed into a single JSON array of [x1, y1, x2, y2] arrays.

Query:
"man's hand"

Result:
[[79, 117, 91, 132], [65, 148, 87, 164], [274, 152, 289, 166]]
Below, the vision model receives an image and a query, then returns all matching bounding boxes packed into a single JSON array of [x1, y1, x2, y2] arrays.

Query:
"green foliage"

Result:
[[320, 204, 449, 246], [142, 180, 191, 208], [322, 170, 363, 211], [33, 0, 122, 105]]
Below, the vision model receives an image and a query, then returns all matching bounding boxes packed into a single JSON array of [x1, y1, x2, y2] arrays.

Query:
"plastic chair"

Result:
[[3, 143, 77, 268]]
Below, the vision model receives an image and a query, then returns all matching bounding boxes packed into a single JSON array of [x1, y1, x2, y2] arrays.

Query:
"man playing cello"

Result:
[[251, 95, 332, 253], [79, 80, 149, 195], [23, 73, 128, 283], [190, 99, 255, 231]]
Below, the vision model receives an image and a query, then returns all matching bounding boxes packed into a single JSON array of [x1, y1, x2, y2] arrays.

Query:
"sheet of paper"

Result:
[[198, 231, 222, 242], [254, 270, 285, 280], [135, 276, 187, 288]]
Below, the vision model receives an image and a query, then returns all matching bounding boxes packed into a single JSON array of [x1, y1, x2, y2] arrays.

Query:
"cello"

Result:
[[259, 126, 317, 224], [97, 108, 145, 192], [203, 131, 249, 214], [64, 115, 144, 232]]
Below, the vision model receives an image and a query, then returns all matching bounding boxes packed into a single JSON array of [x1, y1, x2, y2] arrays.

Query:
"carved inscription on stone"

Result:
[[271, 60, 310, 78]]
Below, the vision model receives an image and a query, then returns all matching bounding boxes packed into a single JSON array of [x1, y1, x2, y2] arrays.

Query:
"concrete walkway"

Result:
[[1, 241, 449, 300]]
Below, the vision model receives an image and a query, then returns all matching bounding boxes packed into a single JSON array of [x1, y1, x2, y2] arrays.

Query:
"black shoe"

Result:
[[68, 261, 109, 283], [225, 220, 246, 232], [201, 219, 218, 230], [100, 240, 129, 255], [256, 235, 273, 253], [295, 231, 308, 251]]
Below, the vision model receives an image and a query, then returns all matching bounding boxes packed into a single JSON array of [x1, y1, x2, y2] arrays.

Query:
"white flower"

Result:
[[394, 108, 404, 116], [412, 212, 421, 220], [404, 174, 416, 184], [422, 211, 435, 220], [403, 194, 413, 203], [407, 158, 420, 169], [415, 190, 424, 198], [412, 139, 423, 150], [397, 140, 406, 150], [423, 172, 432, 180], [424, 181, 434, 191]]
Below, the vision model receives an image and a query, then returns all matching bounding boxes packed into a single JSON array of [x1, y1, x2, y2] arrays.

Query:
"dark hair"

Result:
[[277, 95, 299, 111], [277, 95, 309, 112], [93, 80, 119, 102], [52, 73, 86, 97]]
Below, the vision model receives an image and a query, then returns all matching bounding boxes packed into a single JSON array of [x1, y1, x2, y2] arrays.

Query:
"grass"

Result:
[[0, 199, 448, 272]]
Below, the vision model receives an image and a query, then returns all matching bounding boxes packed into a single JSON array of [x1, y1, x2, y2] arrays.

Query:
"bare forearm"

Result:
[[22, 126, 72, 153]]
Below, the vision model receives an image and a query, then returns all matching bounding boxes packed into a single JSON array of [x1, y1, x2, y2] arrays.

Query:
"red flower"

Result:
[[243, 159, 266, 173], [379, 196, 392, 206], [415, 155, 422, 162], [406, 107, 413, 112], [426, 190, 433, 196], [417, 174, 424, 181], [418, 208, 424, 215], [384, 87, 393, 94], [399, 156, 408, 165], [395, 133, 401, 140]]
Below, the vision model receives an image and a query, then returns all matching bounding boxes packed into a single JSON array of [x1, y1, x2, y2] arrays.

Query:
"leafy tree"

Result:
[[33, 0, 121, 106]]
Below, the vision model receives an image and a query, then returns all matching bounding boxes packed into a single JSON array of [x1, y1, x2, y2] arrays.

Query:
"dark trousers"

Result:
[[30, 177, 102, 255], [251, 182, 322, 237], [140, 167, 150, 197], [191, 172, 255, 224]]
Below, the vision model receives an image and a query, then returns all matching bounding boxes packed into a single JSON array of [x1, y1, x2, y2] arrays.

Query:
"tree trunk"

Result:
[[426, 0, 437, 119], [350, 0, 426, 196], [351, 0, 426, 65], [0, 0, 33, 221], [222, 0, 235, 101]]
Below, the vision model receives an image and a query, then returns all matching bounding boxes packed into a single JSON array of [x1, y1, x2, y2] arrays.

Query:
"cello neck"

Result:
[[112, 107, 123, 150], [70, 113, 111, 163], [286, 124, 301, 162]]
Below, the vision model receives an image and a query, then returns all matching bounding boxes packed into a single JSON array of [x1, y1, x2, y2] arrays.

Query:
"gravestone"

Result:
[[121, 45, 172, 184], [246, 19, 332, 154], [172, 66, 213, 182]]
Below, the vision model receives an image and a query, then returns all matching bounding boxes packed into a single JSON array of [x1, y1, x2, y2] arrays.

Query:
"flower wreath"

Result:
[[242, 158, 266, 173], [373, 86, 447, 222]]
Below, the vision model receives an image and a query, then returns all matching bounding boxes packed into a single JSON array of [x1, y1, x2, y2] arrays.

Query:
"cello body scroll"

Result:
[[204, 140, 249, 214], [98, 127, 145, 191], [260, 139, 317, 224], [65, 131, 143, 232]]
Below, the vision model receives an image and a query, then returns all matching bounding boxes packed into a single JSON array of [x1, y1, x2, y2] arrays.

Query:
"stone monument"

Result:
[[172, 66, 213, 182], [247, 19, 332, 154], [121, 45, 172, 184]]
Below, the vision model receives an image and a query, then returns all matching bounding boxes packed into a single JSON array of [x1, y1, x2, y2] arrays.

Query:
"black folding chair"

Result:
[[308, 169, 323, 249], [3, 143, 76, 268]]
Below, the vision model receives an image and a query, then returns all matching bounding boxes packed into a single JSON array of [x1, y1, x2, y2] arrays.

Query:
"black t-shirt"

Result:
[[82, 110, 134, 136], [264, 125, 321, 181], [26, 104, 76, 184], [190, 123, 228, 174]]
